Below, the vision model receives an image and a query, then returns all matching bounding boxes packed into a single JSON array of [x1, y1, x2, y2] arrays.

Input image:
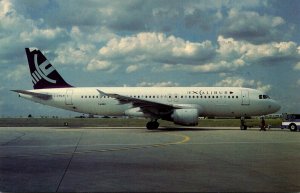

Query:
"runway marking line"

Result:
[[0, 132, 191, 158]]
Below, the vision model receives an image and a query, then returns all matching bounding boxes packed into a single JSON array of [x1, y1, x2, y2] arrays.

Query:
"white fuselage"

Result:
[[19, 87, 280, 118]]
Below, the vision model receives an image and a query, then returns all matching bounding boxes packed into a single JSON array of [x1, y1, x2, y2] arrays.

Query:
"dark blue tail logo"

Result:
[[31, 53, 56, 84], [25, 48, 72, 89]]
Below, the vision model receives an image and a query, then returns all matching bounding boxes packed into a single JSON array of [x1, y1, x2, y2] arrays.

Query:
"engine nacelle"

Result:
[[172, 108, 198, 126], [125, 107, 146, 118]]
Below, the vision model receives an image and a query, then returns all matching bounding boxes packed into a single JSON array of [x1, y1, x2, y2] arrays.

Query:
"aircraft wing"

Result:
[[12, 90, 52, 100], [97, 89, 178, 117]]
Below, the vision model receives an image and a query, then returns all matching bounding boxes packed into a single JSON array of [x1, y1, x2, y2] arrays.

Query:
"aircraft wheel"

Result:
[[146, 121, 159, 130], [289, 123, 297, 132]]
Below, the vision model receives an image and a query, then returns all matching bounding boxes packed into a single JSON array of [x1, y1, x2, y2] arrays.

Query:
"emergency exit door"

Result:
[[65, 90, 73, 105]]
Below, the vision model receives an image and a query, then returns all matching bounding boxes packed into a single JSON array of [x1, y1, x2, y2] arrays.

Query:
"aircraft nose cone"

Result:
[[271, 100, 281, 112]]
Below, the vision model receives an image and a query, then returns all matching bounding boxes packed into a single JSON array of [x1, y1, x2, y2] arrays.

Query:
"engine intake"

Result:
[[172, 108, 198, 126]]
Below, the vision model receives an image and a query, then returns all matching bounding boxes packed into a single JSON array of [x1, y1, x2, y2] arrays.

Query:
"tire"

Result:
[[146, 121, 159, 130], [289, 123, 297, 132]]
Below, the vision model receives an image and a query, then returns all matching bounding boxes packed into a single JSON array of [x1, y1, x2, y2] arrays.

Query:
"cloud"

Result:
[[191, 59, 245, 73], [184, 8, 222, 31], [294, 62, 300, 70], [126, 64, 143, 73], [20, 27, 66, 42], [86, 59, 118, 73], [5, 65, 28, 81], [215, 76, 271, 92], [88, 32, 216, 72], [159, 59, 245, 73], [190, 82, 208, 87], [0, 0, 68, 62], [221, 9, 290, 44], [98, 32, 215, 64], [159, 36, 299, 73], [53, 43, 96, 66], [217, 36, 300, 65], [136, 81, 179, 87]]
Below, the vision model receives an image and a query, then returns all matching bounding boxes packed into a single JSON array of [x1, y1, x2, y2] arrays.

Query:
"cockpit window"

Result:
[[259, 95, 270, 99]]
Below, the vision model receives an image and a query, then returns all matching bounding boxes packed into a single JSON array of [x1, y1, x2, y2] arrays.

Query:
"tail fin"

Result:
[[25, 48, 73, 89]]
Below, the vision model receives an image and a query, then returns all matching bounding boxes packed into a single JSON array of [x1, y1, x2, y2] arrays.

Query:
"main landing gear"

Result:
[[146, 120, 159, 130]]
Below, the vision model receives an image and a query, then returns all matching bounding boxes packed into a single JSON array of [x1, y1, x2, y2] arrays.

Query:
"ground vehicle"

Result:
[[281, 113, 300, 131]]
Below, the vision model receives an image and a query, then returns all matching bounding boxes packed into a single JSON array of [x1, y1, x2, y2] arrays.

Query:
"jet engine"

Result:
[[125, 107, 147, 117], [171, 108, 198, 126]]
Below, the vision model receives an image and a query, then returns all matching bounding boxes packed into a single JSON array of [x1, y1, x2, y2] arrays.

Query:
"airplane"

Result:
[[12, 48, 281, 130]]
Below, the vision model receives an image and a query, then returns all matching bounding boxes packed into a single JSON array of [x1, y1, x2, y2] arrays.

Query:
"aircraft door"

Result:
[[241, 90, 250, 105], [65, 89, 73, 105]]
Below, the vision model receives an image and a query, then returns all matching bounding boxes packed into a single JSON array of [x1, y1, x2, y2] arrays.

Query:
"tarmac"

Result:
[[0, 126, 299, 192]]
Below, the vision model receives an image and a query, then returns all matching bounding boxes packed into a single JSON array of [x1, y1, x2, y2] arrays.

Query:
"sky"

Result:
[[0, 0, 299, 117]]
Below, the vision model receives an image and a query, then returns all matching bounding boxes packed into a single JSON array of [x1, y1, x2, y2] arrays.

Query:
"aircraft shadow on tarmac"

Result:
[[155, 127, 238, 132]]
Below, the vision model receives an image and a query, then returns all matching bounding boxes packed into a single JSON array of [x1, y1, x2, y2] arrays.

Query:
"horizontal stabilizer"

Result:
[[11, 90, 52, 100]]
